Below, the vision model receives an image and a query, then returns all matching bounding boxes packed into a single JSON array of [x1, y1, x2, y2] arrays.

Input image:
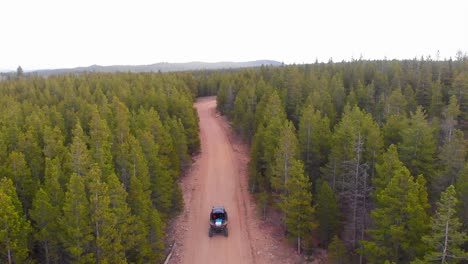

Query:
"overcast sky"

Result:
[[1, 0, 467, 70]]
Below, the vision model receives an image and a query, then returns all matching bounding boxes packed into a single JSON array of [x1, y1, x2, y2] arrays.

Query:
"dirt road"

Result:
[[170, 97, 300, 264]]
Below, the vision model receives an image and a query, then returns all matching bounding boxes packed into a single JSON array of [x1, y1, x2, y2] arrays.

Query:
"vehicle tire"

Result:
[[209, 228, 213, 237], [224, 227, 228, 237]]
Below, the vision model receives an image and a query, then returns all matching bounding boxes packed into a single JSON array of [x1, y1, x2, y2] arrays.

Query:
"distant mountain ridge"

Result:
[[28, 60, 282, 76]]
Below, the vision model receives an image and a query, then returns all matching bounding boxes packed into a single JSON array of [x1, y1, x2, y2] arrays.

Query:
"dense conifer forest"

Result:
[[0, 73, 199, 263], [213, 57, 468, 263], [1, 56, 467, 263]]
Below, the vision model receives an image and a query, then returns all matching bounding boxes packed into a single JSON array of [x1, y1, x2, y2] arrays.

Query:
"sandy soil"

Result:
[[168, 96, 306, 264]]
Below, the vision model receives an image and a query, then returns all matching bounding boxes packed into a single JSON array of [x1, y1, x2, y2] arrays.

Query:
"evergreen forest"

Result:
[[1, 55, 468, 263], [213, 57, 468, 263], [0, 73, 199, 263]]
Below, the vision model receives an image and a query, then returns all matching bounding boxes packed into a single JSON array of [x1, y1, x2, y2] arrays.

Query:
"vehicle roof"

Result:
[[211, 206, 226, 213]]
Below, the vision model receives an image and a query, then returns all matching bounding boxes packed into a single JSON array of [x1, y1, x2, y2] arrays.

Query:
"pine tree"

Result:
[[362, 166, 430, 262], [272, 120, 299, 192], [254, 89, 286, 133], [342, 132, 372, 250], [43, 157, 65, 207], [233, 84, 256, 141], [43, 125, 67, 163], [135, 107, 179, 178], [114, 135, 132, 190], [68, 122, 91, 177], [373, 144, 405, 196], [355, 81, 375, 115], [137, 130, 179, 216], [112, 97, 131, 146], [307, 82, 337, 125], [249, 91, 287, 192], [398, 106, 436, 186], [284, 66, 305, 123], [17, 124, 44, 191], [89, 106, 114, 179], [347, 88, 358, 108], [0, 96, 22, 154], [436, 129, 466, 194], [452, 72, 468, 126], [385, 86, 407, 118], [455, 163, 468, 233], [0, 129, 8, 173], [126, 174, 151, 262], [298, 104, 331, 183], [16, 66, 23, 77], [328, 235, 350, 264], [216, 78, 235, 115], [127, 173, 151, 223], [145, 208, 165, 263], [442, 95, 461, 143], [249, 124, 267, 193], [30, 188, 61, 264], [382, 113, 408, 147], [106, 173, 140, 259], [324, 105, 382, 193], [279, 160, 316, 254], [166, 117, 190, 173], [421, 185, 468, 263], [415, 58, 433, 110], [87, 165, 126, 264], [168, 93, 200, 154], [330, 74, 346, 118], [61, 174, 93, 263], [7, 150, 35, 213], [323, 106, 382, 252], [316, 180, 340, 246], [430, 80, 444, 117], [0, 177, 31, 264], [127, 174, 165, 262]]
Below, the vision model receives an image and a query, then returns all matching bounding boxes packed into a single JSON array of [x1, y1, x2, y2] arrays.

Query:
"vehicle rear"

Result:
[[209, 206, 229, 237]]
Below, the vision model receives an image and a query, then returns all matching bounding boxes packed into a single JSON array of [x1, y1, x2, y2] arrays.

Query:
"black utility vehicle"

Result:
[[209, 206, 228, 237]]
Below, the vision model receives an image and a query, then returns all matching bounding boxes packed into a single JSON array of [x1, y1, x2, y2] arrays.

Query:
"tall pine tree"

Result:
[[87, 165, 126, 264], [67, 122, 91, 177], [7, 151, 35, 213], [297, 104, 331, 184], [0, 178, 31, 264], [316, 180, 341, 246], [30, 188, 61, 264], [279, 160, 316, 254], [421, 185, 468, 263], [436, 129, 466, 194], [398, 106, 436, 190], [373, 144, 405, 197], [89, 106, 114, 179], [60, 174, 93, 263], [271, 120, 299, 192], [362, 166, 430, 262], [249, 90, 287, 192]]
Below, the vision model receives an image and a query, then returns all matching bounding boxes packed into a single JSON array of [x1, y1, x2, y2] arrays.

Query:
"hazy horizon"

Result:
[[1, 55, 466, 73], [1, 0, 467, 71]]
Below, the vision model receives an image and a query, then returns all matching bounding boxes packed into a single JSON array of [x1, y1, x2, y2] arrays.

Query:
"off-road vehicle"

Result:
[[209, 206, 228, 237]]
